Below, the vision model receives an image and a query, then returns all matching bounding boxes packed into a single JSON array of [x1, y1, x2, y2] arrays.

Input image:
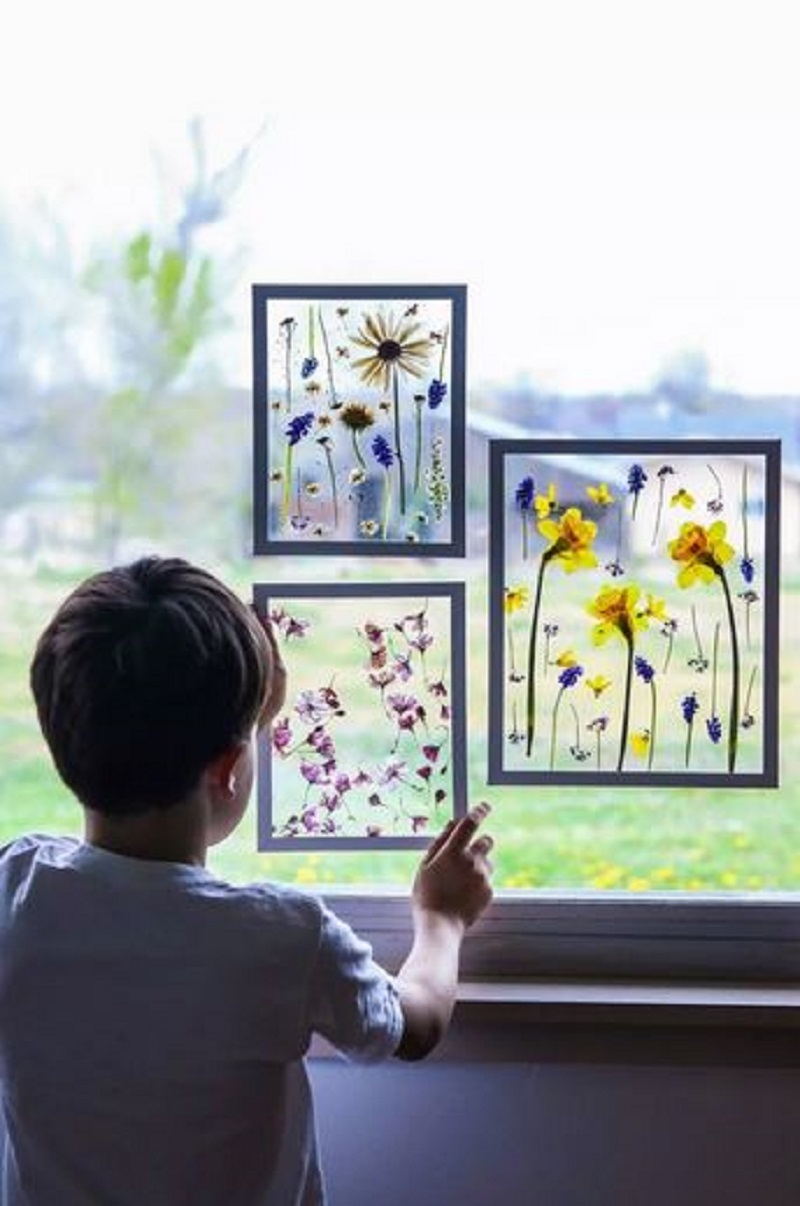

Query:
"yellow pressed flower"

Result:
[[630, 729, 651, 758], [538, 507, 598, 573], [587, 583, 648, 644], [587, 482, 615, 507], [668, 520, 735, 588], [643, 593, 669, 622], [350, 310, 434, 390], [585, 674, 611, 697], [504, 585, 530, 614], [555, 648, 578, 667], [670, 487, 695, 509], [534, 482, 558, 519]]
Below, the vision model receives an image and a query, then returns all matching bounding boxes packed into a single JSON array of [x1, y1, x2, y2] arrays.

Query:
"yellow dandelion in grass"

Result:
[[587, 482, 615, 507], [350, 310, 434, 391], [534, 482, 558, 519], [670, 487, 695, 510], [585, 674, 611, 698], [555, 648, 578, 667], [504, 585, 530, 614], [630, 729, 651, 759]]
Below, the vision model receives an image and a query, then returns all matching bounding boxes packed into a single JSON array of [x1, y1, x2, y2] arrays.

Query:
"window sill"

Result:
[[310, 979, 800, 1066]]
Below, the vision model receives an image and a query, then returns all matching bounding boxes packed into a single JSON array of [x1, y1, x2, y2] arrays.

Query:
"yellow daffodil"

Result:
[[585, 674, 612, 697], [630, 730, 651, 758], [555, 648, 578, 667], [668, 520, 735, 588], [350, 311, 433, 390], [670, 488, 695, 510], [538, 507, 598, 573], [642, 593, 669, 622], [587, 482, 615, 507], [504, 585, 530, 614], [587, 583, 648, 645], [534, 482, 558, 519]]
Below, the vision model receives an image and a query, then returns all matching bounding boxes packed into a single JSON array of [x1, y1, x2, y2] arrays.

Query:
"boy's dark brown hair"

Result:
[[30, 557, 271, 817]]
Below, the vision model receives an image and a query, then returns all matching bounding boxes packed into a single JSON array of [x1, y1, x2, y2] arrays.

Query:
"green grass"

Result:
[[2, 561, 799, 894]]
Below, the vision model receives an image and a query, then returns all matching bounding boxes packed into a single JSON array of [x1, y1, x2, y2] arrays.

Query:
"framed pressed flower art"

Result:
[[488, 439, 781, 787], [252, 284, 466, 556], [253, 581, 467, 849]]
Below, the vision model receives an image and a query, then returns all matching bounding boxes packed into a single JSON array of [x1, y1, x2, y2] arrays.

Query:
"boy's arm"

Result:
[[393, 803, 494, 1061]]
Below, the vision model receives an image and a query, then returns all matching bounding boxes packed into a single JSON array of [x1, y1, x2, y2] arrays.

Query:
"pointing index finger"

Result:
[[446, 802, 491, 852]]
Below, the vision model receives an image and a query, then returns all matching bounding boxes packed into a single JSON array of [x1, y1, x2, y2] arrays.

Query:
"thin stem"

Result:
[[507, 626, 518, 679], [647, 681, 657, 772], [308, 305, 315, 358], [525, 555, 551, 758], [318, 309, 339, 408], [615, 503, 624, 563], [596, 727, 602, 770], [711, 620, 720, 715], [549, 687, 566, 771], [691, 605, 705, 662], [742, 464, 750, 560], [662, 632, 674, 674], [617, 638, 635, 772], [718, 569, 741, 774], [438, 326, 449, 380], [413, 398, 423, 493], [570, 703, 581, 751], [743, 664, 757, 719], [521, 511, 529, 561], [685, 719, 694, 770], [284, 323, 293, 414], [543, 630, 551, 678], [281, 445, 293, 524], [381, 469, 392, 540], [707, 462, 723, 508], [652, 477, 665, 547], [322, 443, 338, 529], [350, 428, 366, 471], [392, 367, 407, 514]]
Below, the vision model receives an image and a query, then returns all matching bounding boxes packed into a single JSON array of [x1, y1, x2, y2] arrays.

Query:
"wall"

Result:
[[310, 1055, 800, 1206]]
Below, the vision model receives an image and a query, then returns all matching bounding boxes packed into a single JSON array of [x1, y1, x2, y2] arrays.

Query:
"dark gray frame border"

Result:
[[488, 437, 781, 788], [253, 580, 467, 851], [252, 284, 467, 558]]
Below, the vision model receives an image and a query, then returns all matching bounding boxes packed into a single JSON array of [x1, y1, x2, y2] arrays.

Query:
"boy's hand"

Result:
[[412, 802, 494, 930]]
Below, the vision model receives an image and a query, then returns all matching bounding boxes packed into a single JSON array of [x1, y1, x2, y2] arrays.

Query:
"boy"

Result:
[[0, 556, 493, 1205]]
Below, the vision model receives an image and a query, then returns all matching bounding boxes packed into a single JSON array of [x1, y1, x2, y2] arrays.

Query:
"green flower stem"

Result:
[[350, 429, 366, 471], [647, 681, 657, 772], [596, 728, 602, 769], [652, 476, 666, 547], [742, 465, 750, 561], [685, 718, 694, 769], [617, 638, 635, 773], [322, 443, 338, 528], [717, 568, 741, 774], [392, 368, 407, 515], [318, 309, 338, 408], [381, 469, 392, 540], [548, 687, 567, 771], [281, 445, 293, 524], [743, 664, 757, 719], [521, 512, 529, 561], [413, 398, 423, 493], [525, 553, 552, 758], [308, 305, 315, 357]]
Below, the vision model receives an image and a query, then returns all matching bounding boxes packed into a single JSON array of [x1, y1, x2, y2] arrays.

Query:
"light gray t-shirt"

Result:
[[0, 834, 404, 1205]]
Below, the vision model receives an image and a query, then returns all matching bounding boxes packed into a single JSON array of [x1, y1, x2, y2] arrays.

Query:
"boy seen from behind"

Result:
[[0, 556, 493, 1205]]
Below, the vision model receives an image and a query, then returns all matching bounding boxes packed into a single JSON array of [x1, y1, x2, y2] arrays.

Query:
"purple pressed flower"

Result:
[[320, 791, 342, 812], [372, 434, 394, 468], [411, 816, 429, 833], [295, 690, 337, 724], [706, 714, 723, 743], [416, 765, 433, 781], [627, 464, 648, 495], [434, 788, 447, 805], [515, 476, 535, 511], [427, 379, 448, 409], [392, 653, 413, 681], [681, 693, 699, 723], [286, 411, 315, 446], [605, 560, 625, 577], [543, 622, 560, 637], [376, 756, 407, 790], [587, 716, 610, 733], [353, 768, 373, 787], [301, 356, 319, 379], [333, 772, 352, 794], [408, 632, 434, 653], [428, 678, 448, 698], [740, 556, 755, 584], [387, 692, 419, 715], [558, 664, 584, 689], [272, 718, 293, 754], [422, 744, 441, 763], [307, 726, 335, 760], [634, 655, 655, 684], [299, 760, 328, 785]]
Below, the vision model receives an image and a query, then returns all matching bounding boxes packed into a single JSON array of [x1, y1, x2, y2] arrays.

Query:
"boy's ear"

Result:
[[206, 741, 248, 797]]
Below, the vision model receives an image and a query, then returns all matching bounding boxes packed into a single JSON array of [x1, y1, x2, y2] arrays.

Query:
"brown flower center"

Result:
[[378, 339, 403, 362]]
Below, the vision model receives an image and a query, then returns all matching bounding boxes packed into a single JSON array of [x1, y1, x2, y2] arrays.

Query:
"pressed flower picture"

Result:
[[489, 439, 780, 786], [252, 284, 466, 556], [253, 582, 466, 849]]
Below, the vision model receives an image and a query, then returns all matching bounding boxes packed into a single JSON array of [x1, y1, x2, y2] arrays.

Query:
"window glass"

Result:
[[1, 114, 798, 896]]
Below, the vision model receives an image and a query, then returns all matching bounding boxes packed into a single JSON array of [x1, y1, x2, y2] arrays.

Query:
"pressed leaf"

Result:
[[125, 232, 152, 283]]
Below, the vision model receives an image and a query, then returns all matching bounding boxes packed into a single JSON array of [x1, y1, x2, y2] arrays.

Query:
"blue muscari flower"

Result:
[[301, 356, 319, 379], [627, 464, 648, 494], [372, 434, 394, 468], [427, 379, 448, 409], [706, 714, 723, 743], [634, 655, 655, 684], [740, 556, 755, 584], [681, 693, 699, 723], [515, 476, 535, 511], [286, 411, 315, 446], [558, 664, 584, 690]]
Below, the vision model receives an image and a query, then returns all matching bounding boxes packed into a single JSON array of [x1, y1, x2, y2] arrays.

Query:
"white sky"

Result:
[[3, 0, 800, 394]]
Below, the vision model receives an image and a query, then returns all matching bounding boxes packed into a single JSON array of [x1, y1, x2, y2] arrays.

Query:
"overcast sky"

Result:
[[3, 0, 800, 394]]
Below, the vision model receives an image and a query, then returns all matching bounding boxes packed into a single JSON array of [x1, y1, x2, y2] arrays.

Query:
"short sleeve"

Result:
[[307, 905, 404, 1063]]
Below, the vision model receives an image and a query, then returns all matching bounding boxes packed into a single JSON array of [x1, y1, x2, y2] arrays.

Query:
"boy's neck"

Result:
[[84, 795, 209, 867]]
